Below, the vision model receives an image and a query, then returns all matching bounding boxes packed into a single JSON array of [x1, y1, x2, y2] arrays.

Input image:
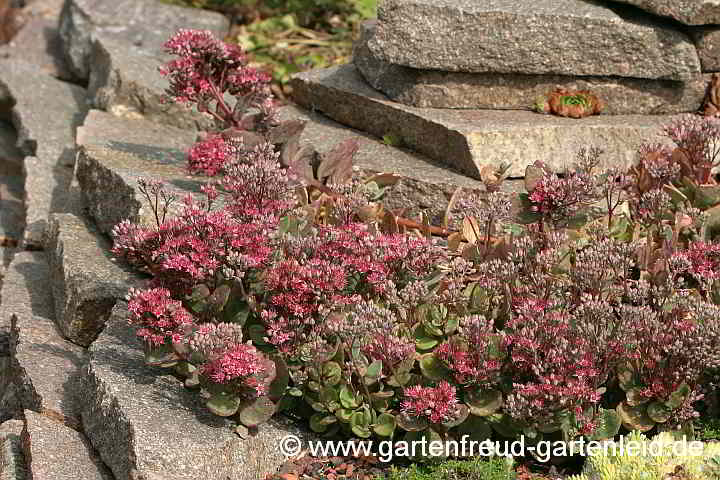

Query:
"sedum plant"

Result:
[[534, 88, 604, 118], [112, 29, 720, 460]]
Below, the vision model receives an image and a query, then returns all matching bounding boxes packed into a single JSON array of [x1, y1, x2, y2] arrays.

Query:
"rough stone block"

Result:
[[689, 26, 720, 72], [46, 213, 145, 347], [610, 0, 720, 25], [0, 252, 84, 429], [75, 109, 199, 235], [290, 64, 677, 178], [355, 20, 707, 114], [0, 59, 87, 248], [0, 123, 24, 252], [59, 0, 229, 80], [21, 411, 112, 480], [0, 419, 27, 480], [0, 17, 74, 80], [81, 303, 316, 480], [368, 0, 700, 80]]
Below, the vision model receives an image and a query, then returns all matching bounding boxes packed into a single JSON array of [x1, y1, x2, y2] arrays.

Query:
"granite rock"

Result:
[[0, 122, 24, 253], [368, 0, 700, 80], [609, 0, 720, 25], [46, 213, 144, 347], [58, 0, 229, 80], [81, 303, 316, 480], [75, 110, 199, 235], [0, 252, 84, 429], [0, 419, 27, 480], [0, 17, 74, 80], [21, 410, 112, 480], [0, 59, 88, 248], [689, 26, 720, 72], [290, 65, 676, 178], [355, 20, 707, 114]]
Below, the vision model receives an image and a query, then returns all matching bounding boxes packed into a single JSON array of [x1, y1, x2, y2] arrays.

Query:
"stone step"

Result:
[[610, 0, 720, 25], [60, 0, 229, 130], [0, 60, 88, 249], [0, 251, 84, 429], [0, 419, 27, 480], [46, 213, 145, 347], [354, 20, 708, 114], [368, 0, 700, 80], [59, 0, 229, 80], [22, 410, 112, 480], [279, 105, 524, 223], [75, 109, 199, 235], [81, 303, 314, 480], [77, 107, 519, 237], [290, 64, 678, 178]]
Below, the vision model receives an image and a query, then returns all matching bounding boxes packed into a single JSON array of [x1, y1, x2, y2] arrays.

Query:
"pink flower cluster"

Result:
[[127, 287, 193, 346], [187, 134, 231, 176], [160, 29, 270, 108], [435, 315, 505, 386], [262, 222, 445, 352], [401, 381, 459, 424], [679, 241, 720, 281], [505, 300, 602, 430], [528, 172, 595, 221], [113, 196, 274, 296]]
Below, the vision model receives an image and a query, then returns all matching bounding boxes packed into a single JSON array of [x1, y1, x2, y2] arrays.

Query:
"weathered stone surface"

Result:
[[279, 105, 523, 224], [368, 0, 700, 80], [59, 0, 229, 80], [22, 411, 112, 480], [82, 303, 315, 480], [355, 20, 707, 114], [610, 0, 720, 26], [0, 122, 24, 254], [75, 109, 199, 235], [88, 34, 217, 130], [0, 59, 87, 248], [0, 419, 27, 480], [0, 17, 73, 80], [0, 252, 84, 428], [290, 65, 677, 178], [46, 213, 144, 347], [689, 27, 720, 72]]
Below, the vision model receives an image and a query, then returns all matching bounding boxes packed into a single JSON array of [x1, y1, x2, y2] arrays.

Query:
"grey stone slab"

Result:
[[59, 0, 229, 81], [46, 213, 144, 347], [368, 0, 700, 80], [0, 122, 22, 166], [88, 34, 217, 130], [689, 26, 720, 72], [82, 303, 316, 480], [0, 419, 27, 480], [0, 59, 88, 248], [279, 105, 524, 224], [22, 411, 112, 480], [0, 17, 74, 80], [355, 20, 707, 114], [290, 64, 677, 178], [0, 252, 84, 429], [0, 123, 24, 252], [610, 0, 720, 25], [75, 109, 199, 235]]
